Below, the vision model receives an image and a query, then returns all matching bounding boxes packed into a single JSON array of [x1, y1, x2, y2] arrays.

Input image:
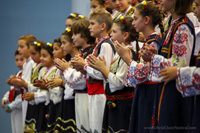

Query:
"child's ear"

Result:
[[144, 16, 150, 25], [123, 32, 129, 41], [101, 23, 107, 31]]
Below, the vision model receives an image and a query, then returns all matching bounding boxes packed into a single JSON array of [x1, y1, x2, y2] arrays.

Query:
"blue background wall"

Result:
[[0, 0, 74, 132]]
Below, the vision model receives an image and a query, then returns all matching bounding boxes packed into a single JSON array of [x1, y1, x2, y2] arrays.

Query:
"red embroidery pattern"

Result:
[[172, 45, 187, 56]]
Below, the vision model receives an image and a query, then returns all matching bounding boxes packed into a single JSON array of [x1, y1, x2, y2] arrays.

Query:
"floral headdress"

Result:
[[65, 28, 72, 35], [120, 16, 126, 23], [47, 42, 53, 48], [33, 41, 42, 47], [70, 13, 78, 18], [142, 1, 148, 11], [78, 15, 85, 19]]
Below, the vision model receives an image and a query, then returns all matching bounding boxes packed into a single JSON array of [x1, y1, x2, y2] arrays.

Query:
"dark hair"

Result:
[[89, 9, 113, 32], [71, 18, 96, 44], [30, 40, 46, 52], [90, 0, 105, 6], [61, 29, 73, 43], [67, 13, 80, 19], [14, 50, 20, 56], [19, 34, 37, 48], [136, 1, 164, 38], [114, 17, 140, 55], [41, 42, 54, 57], [174, 0, 194, 15], [53, 38, 61, 47]]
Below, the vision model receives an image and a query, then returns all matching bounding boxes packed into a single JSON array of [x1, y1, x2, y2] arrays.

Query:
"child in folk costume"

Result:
[[30, 42, 59, 132], [7, 35, 37, 131], [66, 13, 80, 29], [71, 9, 115, 132], [140, 0, 195, 132], [45, 38, 66, 132], [112, 0, 135, 20], [2, 50, 26, 133], [63, 18, 95, 132], [87, 16, 139, 132], [53, 28, 77, 132], [114, 1, 164, 132], [22, 40, 46, 132]]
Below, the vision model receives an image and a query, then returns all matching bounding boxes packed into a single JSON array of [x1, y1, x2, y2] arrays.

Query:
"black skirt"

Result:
[[129, 83, 157, 133], [150, 80, 190, 133], [103, 84, 133, 133]]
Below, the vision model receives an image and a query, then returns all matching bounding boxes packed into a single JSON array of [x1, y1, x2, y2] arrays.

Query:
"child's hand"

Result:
[[87, 55, 107, 71], [23, 92, 35, 101], [114, 41, 132, 65], [6, 75, 17, 85], [46, 78, 63, 88], [159, 66, 179, 85], [10, 77, 27, 89], [1, 99, 8, 108], [71, 56, 86, 71], [139, 44, 157, 62], [54, 58, 70, 71], [33, 79, 48, 90]]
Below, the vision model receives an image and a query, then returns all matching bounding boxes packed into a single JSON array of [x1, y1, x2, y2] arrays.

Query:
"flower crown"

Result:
[[47, 42, 53, 48], [33, 41, 42, 47], [65, 28, 72, 35], [78, 15, 85, 19], [120, 16, 126, 23], [70, 13, 78, 18], [142, 1, 148, 11]]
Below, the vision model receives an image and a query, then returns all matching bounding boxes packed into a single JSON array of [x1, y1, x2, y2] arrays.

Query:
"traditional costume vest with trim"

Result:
[[197, 49, 200, 67], [8, 72, 24, 102], [137, 34, 163, 86], [113, 6, 135, 21], [161, 16, 196, 66], [105, 55, 134, 104], [137, 34, 163, 63], [31, 64, 43, 84], [87, 38, 115, 95]]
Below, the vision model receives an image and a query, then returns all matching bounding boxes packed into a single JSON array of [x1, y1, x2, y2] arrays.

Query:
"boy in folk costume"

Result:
[[71, 9, 115, 132], [2, 50, 26, 133]]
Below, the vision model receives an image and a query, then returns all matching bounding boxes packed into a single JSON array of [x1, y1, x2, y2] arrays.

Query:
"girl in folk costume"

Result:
[[140, 0, 196, 132], [31, 42, 58, 132], [114, 1, 164, 132], [87, 16, 139, 132], [22, 40, 46, 132], [53, 28, 77, 132], [62, 18, 95, 132], [45, 38, 66, 132], [112, 0, 135, 20], [2, 50, 26, 133], [7, 34, 37, 132]]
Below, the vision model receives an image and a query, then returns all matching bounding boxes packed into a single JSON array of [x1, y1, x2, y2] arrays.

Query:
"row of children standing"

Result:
[[2, 0, 200, 133]]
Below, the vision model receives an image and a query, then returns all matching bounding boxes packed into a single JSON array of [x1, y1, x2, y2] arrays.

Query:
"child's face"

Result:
[[40, 49, 54, 68], [132, 9, 146, 32], [194, 0, 200, 21], [110, 23, 124, 43], [105, 0, 114, 9], [113, 0, 130, 12], [61, 35, 74, 55], [89, 19, 102, 38], [90, 0, 104, 13], [53, 43, 65, 59], [160, 0, 175, 13], [29, 45, 41, 64], [66, 18, 73, 29], [15, 54, 26, 70], [72, 33, 87, 47], [18, 39, 30, 59]]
